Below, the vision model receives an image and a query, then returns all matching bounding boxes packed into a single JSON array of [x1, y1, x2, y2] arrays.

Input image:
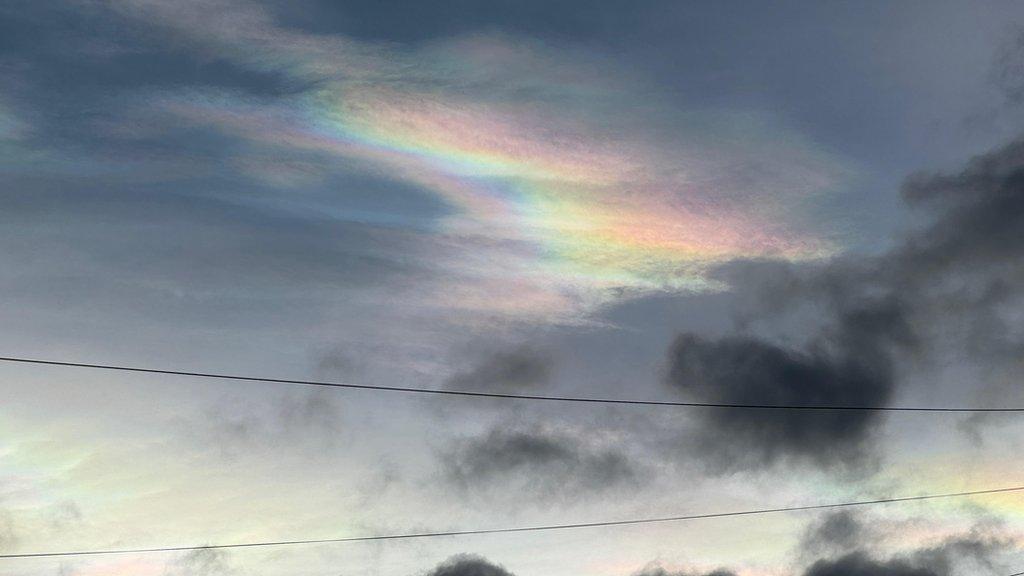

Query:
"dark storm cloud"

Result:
[[666, 133, 1024, 471], [422, 555, 514, 576], [665, 328, 896, 471], [440, 427, 638, 499], [445, 346, 553, 391], [899, 143, 1024, 276], [812, 137, 1024, 359], [826, 137, 1024, 370], [804, 553, 938, 576]]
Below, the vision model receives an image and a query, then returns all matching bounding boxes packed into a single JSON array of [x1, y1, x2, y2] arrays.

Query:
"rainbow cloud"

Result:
[[113, 0, 850, 316], [325, 85, 842, 286]]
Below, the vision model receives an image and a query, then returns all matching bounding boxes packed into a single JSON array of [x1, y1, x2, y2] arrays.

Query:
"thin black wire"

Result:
[[2, 485, 1021, 559], [2, 355, 1023, 412]]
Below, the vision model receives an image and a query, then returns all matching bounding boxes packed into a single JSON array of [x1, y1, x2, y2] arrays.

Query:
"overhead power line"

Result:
[[2, 485, 1022, 559], [2, 355, 1023, 412]]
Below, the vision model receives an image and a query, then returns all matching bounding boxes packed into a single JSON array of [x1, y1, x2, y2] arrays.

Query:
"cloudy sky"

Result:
[[3, 1, 1024, 575]]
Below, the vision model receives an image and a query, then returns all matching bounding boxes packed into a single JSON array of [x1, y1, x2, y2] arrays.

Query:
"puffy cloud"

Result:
[[423, 555, 514, 576], [803, 553, 939, 576], [665, 330, 894, 471]]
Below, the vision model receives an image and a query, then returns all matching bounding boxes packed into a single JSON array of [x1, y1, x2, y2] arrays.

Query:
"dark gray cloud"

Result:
[[736, 134, 1024, 340], [794, 509, 1012, 576], [811, 137, 1024, 365], [666, 133, 1024, 471], [445, 346, 553, 391], [899, 142, 1024, 279], [909, 528, 1011, 576], [422, 555, 514, 576], [838, 137, 1024, 376], [803, 553, 939, 576], [665, 331, 894, 472], [440, 426, 639, 500], [802, 531, 1009, 576]]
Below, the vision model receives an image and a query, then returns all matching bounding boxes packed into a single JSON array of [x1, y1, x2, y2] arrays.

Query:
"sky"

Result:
[[2, 1, 1024, 575]]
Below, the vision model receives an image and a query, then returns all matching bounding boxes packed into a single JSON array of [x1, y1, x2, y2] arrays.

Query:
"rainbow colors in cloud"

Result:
[[123, 0, 849, 309], [168, 81, 842, 298], [310, 85, 829, 291]]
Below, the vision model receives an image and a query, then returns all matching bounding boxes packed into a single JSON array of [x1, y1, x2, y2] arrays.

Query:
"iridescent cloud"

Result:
[[110, 0, 851, 317]]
